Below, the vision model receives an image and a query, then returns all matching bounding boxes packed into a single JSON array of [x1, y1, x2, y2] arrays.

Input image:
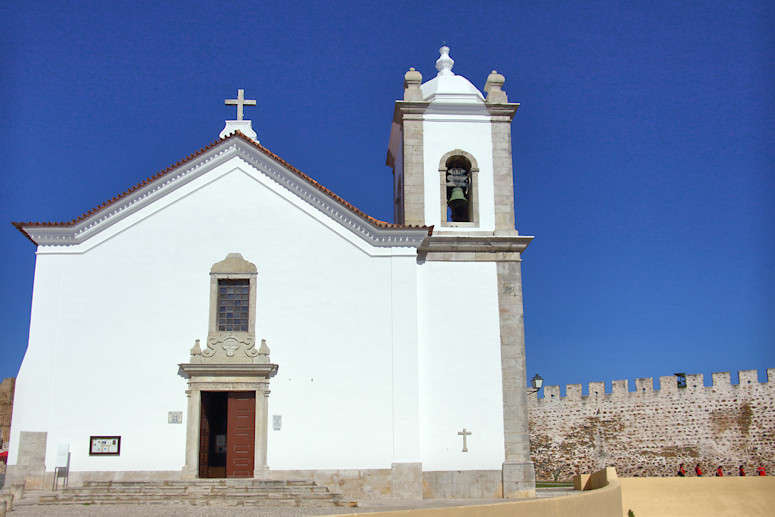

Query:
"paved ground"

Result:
[[10, 489, 576, 516]]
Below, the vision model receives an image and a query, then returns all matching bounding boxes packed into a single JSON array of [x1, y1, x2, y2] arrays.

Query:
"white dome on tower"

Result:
[[420, 46, 485, 103]]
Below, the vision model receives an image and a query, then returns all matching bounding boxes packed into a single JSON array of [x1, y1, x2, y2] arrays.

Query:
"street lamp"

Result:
[[529, 374, 544, 394]]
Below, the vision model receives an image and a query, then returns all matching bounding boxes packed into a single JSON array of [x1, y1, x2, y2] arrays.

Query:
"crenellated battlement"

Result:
[[531, 368, 774, 405], [529, 368, 775, 480]]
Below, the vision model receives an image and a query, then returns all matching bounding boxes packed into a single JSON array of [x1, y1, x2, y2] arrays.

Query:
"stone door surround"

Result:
[[179, 363, 277, 479], [179, 253, 278, 479]]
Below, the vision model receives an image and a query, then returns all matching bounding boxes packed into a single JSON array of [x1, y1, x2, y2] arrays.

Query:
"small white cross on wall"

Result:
[[458, 428, 471, 452], [225, 89, 256, 121]]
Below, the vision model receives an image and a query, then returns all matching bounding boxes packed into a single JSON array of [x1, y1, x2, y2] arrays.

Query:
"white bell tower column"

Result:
[[387, 47, 536, 499]]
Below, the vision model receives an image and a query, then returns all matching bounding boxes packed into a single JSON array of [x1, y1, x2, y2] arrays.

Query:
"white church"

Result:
[[8, 47, 536, 499]]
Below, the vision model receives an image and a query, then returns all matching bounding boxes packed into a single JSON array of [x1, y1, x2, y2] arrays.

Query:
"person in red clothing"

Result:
[[695, 464, 703, 476], [758, 466, 766, 476], [716, 465, 724, 477], [739, 465, 746, 476], [677, 463, 686, 477]]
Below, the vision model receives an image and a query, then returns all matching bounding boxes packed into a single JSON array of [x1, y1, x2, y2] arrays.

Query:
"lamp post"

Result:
[[528, 374, 543, 394]]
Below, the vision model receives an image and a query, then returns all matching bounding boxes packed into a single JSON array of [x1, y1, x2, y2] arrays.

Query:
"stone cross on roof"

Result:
[[225, 89, 256, 121]]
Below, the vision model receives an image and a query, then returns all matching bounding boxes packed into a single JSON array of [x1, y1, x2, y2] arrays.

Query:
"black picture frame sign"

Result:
[[89, 436, 121, 456]]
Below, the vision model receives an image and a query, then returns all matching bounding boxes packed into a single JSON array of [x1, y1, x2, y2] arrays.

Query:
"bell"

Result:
[[448, 187, 468, 209]]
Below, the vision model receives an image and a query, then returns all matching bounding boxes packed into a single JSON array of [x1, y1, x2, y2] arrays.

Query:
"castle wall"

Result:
[[529, 369, 775, 479], [0, 378, 13, 451], [0, 377, 14, 477]]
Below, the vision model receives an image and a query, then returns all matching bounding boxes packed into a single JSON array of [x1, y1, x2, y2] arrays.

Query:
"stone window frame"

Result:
[[208, 254, 258, 338], [439, 149, 480, 228]]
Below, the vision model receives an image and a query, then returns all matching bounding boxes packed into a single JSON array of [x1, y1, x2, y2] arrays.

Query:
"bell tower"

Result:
[[387, 46, 520, 236], [387, 47, 536, 499]]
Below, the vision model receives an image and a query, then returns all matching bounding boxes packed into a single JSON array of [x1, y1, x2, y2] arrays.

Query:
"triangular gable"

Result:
[[13, 132, 431, 248]]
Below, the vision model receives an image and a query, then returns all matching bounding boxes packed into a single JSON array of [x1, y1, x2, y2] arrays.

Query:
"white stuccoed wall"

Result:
[[10, 156, 421, 473], [413, 64, 507, 470], [417, 261, 505, 470], [422, 116, 495, 231]]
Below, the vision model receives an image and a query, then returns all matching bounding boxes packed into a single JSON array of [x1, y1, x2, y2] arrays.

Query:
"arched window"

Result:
[[445, 155, 472, 222], [439, 150, 479, 226]]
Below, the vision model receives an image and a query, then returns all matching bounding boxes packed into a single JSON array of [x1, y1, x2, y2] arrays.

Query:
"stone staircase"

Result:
[[34, 479, 357, 507]]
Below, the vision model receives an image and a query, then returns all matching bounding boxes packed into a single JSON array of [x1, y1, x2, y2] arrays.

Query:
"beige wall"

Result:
[[319, 472, 775, 517], [334, 485, 622, 517], [620, 477, 775, 517]]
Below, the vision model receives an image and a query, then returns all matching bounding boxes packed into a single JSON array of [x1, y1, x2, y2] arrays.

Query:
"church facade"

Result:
[[8, 47, 535, 499]]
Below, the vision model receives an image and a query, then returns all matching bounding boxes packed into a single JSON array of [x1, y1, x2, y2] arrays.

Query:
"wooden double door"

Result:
[[199, 391, 255, 478]]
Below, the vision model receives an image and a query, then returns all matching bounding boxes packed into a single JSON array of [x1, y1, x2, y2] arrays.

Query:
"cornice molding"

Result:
[[485, 103, 520, 122], [21, 138, 429, 249], [394, 101, 431, 118], [178, 362, 279, 379], [394, 100, 519, 120], [230, 142, 429, 249], [419, 234, 534, 262], [23, 143, 236, 246]]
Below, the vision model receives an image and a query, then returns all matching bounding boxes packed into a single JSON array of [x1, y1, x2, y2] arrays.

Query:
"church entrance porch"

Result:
[[199, 391, 256, 479], [179, 351, 278, 480]]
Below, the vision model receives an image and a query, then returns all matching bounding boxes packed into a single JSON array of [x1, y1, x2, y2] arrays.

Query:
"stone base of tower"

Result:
[[391, 462, 423, 499], [502, 461, 536, 499]]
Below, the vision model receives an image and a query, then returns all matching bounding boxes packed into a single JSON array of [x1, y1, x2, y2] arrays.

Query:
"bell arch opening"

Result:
[[439, 150, 480, 227]]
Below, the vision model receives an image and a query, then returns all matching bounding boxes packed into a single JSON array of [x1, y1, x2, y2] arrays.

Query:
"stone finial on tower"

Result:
[[484, 70, 508, 103], [220, 88, 259, 142], [436, 46, 455, 76], [403, 67, 423, 101]]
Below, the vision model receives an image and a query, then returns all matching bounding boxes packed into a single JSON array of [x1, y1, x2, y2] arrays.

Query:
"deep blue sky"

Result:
[[1, 1, 773, 392]]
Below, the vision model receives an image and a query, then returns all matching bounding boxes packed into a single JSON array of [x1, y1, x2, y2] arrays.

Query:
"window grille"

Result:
[[217, 279, 249, 332]]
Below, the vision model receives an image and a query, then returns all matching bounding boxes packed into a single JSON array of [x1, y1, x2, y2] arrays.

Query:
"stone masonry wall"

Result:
[[0, 377, 15, 475], [0, 378, 14, 448], [529, 369, 774, 480]]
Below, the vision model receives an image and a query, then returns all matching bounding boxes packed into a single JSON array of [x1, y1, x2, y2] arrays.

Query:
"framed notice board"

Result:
[[89, 436, 121, 456]]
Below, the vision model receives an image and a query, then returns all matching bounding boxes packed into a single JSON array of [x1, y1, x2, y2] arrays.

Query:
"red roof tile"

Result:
[[12, 131, 431, 244]]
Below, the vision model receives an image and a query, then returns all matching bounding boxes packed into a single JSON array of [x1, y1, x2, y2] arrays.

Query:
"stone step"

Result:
[[38, 496, 346, 507], [65, 485, 330, 496], [82, 479, 322, 489], [46, 490, 337, 499], [37, 479, 353, 507], [42, 494, 338, 501], [81, 479, 319, 486]]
